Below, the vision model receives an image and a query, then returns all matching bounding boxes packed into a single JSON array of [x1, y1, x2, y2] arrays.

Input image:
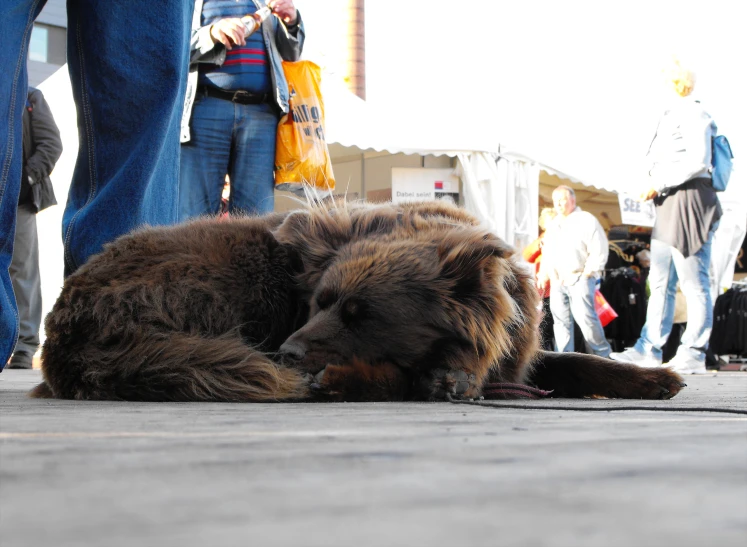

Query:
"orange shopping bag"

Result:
[[594, 288, 618, 327], [274, 60, 335, 193]]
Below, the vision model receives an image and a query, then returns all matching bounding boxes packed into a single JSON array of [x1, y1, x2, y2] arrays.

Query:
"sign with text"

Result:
[[618, 193, 656, 227], [391, 168, 460, 205]]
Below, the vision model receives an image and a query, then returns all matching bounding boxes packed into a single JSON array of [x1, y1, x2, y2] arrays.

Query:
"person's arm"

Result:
[[582, 217, 609, 278], [270, 2, 304, 62], [191, 8, 304, 67], [25, 90, 62, 184], [190, 20, 242, 66], [191, 25, 218, 64], [188, 0, 247, 67]]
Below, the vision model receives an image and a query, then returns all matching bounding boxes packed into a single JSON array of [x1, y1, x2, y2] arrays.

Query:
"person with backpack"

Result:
[[610, 59, 722, 375]]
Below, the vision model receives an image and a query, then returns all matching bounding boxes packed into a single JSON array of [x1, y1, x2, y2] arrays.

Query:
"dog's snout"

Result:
[[279, 340, 306, 361]]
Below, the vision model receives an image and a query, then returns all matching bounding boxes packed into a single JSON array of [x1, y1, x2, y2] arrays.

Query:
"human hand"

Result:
[[639, 187, 658, 201], [210, 18, 247, 50], [268, 0, 298, 24]]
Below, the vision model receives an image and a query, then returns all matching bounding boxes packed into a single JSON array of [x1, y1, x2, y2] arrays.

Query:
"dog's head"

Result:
[[278, 226, 524, 377]]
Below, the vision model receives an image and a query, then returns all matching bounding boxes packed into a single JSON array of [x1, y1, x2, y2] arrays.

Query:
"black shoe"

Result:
[[7, 352, 33, 369]]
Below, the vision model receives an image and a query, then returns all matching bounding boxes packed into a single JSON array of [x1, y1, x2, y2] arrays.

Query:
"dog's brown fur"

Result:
[[35, 214, 308, 401], [32, 200, 685, 402]]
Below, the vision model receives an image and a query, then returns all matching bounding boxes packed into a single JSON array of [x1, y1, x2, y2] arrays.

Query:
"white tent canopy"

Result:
[[322, 78, 500, 158], [320, 77, 540, 247]]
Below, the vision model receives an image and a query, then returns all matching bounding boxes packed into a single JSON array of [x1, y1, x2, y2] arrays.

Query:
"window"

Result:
[[29, 25, 48, 63]]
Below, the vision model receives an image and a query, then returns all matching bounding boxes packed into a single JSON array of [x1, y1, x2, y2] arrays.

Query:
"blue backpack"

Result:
[[711, 134, 733, 192]]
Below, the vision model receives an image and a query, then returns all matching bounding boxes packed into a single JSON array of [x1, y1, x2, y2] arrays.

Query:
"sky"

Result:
[[296, 0, 746, 192]]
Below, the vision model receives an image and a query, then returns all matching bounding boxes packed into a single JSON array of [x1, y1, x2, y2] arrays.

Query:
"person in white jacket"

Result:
[[610, 59, 721, 374], [538, 186, 612, 357]]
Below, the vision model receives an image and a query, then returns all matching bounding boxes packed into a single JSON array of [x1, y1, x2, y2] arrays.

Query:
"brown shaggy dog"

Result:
[[32, 200, 685, 402]]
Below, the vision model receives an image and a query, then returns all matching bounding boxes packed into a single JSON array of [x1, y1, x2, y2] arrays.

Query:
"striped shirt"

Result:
[[198, 0, 271, 93]]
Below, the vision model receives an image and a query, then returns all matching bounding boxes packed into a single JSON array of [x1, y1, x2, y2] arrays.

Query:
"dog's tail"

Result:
[[32, 330, 309, 402], [527, 350, 686, 399]]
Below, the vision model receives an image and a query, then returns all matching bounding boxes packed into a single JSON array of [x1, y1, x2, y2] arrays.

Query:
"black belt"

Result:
[[200, 86, 271, 105]]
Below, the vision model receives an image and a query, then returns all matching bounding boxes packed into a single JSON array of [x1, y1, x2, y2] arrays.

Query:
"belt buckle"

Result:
[[232, 90, 251, 103]]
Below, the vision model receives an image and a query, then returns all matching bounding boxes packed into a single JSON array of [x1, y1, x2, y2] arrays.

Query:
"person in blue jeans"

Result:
[[610, 60, 721, 375], [1, 0, 192, 371], [179, 0, 304, 221], [537, 186, 612, 358]]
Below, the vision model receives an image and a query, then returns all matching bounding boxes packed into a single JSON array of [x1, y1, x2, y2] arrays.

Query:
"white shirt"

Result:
[[539, 206, 609, 286], [646, 97, 716, 192]]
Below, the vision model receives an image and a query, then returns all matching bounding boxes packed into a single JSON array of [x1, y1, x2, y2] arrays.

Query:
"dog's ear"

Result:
[[274, 210, 340, 272], [280, 242, 305, 274], [437, 231, 513, 298]]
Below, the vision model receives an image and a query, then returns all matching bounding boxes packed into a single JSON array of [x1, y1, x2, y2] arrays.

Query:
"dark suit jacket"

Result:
[[20, 87, 63, 211]]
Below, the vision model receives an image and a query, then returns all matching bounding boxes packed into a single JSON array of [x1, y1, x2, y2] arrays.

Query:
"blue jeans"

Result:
[[634, 233, 715, 363], [549, 275, 612, 357], [62, 1, 193, 276], [1, 0, 47, 370], [0, 0, 192, 370], [179, 95, 278, 221]]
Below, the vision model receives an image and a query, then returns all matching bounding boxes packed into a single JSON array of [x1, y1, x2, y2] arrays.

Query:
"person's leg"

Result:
[[229, 102, 278, 215], [179, 95, 234, 222], [62, 0, 193, 276], [568, 276, 612, 357], [670, 230, 715, 365], [8, 204, 41, 367], [0, 0, 47, 370], [549, 284, 574, 353], [633, 238, 678, 360]]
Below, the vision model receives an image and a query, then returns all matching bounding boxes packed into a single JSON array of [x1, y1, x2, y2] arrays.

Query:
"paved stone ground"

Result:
[[1, 369, 746, 547]]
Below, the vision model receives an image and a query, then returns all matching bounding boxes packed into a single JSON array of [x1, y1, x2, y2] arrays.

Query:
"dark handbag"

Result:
[[31, 175, 57, 213]]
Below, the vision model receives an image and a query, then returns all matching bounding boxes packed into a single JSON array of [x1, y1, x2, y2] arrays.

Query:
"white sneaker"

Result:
[[609, 347, 662, 368], [665, 354, 708, 375]]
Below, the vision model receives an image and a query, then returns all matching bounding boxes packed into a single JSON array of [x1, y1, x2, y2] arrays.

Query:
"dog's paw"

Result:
[[302, 372, 316, 385], [422, 369, 480, 401], [638, 367, 687, 399], [606, 366, 687, 400], [308, 361, 407, 402]]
